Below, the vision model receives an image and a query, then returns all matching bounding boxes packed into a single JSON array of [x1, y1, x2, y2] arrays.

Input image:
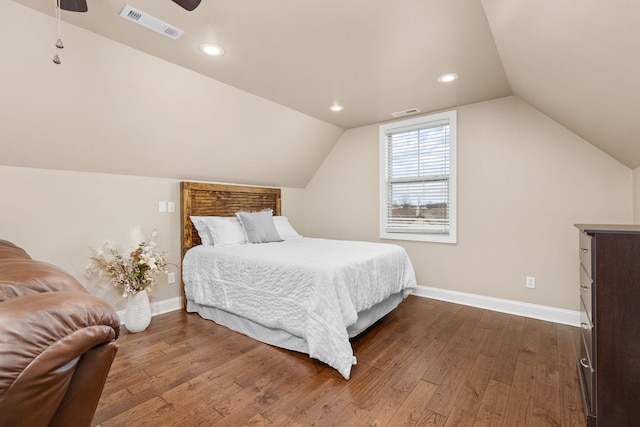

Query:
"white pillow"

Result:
[[273, 216, 302, 240], [205, 217, 247, 247], [236, 210, 283, 244], [190, 216, 214, 245], [190, 216, 246, 246]]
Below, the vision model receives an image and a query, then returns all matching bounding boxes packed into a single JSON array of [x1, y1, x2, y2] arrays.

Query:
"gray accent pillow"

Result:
[[236, 210, 283, 244]]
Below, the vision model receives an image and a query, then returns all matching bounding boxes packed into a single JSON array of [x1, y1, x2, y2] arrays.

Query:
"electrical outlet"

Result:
[[168, 272, 176, 284], [526, 276, 536, 289]]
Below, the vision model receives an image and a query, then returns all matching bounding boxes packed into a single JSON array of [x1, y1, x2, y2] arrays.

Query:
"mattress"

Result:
[[182, 237, 416, 379]]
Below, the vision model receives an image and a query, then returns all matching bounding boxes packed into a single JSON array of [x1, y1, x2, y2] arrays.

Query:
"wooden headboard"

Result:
[[180, 182, 281, 309], [180, 181, 281, 260]]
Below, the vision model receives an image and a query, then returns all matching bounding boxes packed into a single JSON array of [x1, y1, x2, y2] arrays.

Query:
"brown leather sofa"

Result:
[[0, 240, 120, 427]]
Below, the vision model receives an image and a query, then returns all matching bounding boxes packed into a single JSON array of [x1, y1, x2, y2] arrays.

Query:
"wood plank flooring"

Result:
[[93, 296, 586, 426]]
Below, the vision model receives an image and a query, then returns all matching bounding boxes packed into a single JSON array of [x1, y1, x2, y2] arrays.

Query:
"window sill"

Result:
[[380, 231, 457, 244]]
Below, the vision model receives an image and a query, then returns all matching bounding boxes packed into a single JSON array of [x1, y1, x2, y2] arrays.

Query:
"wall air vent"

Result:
[[392, 108, 421, 118], [119, 5, 184, 40]]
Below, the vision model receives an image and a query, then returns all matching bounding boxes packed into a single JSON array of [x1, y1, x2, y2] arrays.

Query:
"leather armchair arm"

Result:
[[0, 291, 120, 427], [0, 258, 87, 302]]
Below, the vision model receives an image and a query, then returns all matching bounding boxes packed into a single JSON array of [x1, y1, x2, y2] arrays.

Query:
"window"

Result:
[[379, 110, 457, 243]]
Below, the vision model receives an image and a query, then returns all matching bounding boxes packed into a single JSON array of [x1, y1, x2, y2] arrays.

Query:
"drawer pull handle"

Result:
[[581, 322, 590, 330], [580, 248, 589, 253], [580, 285, 589, 292], [579, 357, 590, 369]]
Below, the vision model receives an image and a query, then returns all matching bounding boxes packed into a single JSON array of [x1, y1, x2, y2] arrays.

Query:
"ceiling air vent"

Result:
[[392, 108, 421, 118], [119, 5, 184, 40]]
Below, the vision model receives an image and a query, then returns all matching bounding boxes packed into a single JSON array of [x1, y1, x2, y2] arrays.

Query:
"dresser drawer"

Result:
[[579, 231, 593, 275], [578, 339, 595, 421], [580, 297, 593, 362], [579, 263, 593, 323]]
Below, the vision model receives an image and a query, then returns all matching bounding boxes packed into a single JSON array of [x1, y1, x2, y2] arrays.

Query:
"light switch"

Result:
[[167, 202, 175, 213], [158, 201, 167, 212]]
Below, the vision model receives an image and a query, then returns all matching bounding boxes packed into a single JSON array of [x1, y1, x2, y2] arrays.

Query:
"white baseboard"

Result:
[[412, 285, 579, 327], [116, 296, 183, 325], [116, 290, 579, 328]]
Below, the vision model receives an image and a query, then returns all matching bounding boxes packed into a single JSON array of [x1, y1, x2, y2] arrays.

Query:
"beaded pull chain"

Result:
[[53, 0, 63, 64]]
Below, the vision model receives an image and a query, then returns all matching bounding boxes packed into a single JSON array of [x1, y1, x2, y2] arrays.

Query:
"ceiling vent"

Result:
[[119, 5, 184, 40], [392, 108, 421, 118]]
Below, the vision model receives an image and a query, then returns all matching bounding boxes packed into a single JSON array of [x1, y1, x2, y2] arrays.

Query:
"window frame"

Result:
[[379, 110, 457, 244]]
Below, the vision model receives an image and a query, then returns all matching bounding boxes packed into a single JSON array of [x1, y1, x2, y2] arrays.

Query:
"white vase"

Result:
[[124, 290, 152, 333]]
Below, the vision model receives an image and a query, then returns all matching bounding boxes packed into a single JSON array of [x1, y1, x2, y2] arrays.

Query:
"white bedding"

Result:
[[182, 237, 416, 379]]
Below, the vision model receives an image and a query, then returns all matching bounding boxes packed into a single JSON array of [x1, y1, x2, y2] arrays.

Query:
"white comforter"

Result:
[[182, 238, 416, 379]]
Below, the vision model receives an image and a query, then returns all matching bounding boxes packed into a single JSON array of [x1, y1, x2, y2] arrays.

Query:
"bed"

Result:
[[180, 181, 416, 379]]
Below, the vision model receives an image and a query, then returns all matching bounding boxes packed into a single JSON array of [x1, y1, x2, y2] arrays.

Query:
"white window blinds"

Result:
[[379, 110, 456, 243]]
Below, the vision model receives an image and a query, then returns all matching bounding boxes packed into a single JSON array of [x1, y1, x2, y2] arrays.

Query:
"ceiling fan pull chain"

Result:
[[53, 0, 63, 64]]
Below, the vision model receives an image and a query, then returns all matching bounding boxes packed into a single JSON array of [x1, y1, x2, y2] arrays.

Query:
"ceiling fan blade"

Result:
[[59, 0, 88, 12], [172, 0, 201, 11]]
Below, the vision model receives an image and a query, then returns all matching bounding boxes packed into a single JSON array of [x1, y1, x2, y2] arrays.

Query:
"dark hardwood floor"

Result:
[[93, 296, 586, 426]]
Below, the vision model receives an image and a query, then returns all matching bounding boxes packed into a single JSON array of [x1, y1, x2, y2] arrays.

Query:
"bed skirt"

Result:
[[186, 290, 406, 366]]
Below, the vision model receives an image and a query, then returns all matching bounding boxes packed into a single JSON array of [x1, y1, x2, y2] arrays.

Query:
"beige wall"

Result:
[[1, 1, 342, 189], [304, 96, 632, 311], [0, 165, 305, 310], [1, 1, 313, 311], [2, 2, 636, 314]]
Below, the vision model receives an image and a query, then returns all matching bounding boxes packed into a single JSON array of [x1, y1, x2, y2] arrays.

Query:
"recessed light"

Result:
[[329, 105, 344, 112], [437, 73, 459, 83], [199, 43, 225, 56]]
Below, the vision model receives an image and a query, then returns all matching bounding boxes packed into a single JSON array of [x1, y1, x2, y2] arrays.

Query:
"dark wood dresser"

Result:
[[575, 224, 640, 426]]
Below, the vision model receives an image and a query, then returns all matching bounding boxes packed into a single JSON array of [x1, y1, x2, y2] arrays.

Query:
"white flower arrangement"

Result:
[[88, 227, 168, 297]]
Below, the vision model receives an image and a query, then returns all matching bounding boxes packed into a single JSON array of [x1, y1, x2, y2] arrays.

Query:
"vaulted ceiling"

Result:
[[11, 0, 640, 168]]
